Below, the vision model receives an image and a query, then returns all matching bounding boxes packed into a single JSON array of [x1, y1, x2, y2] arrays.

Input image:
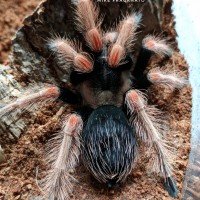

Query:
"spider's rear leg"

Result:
[[41, 113, 83, 200], [133, 35, 173, 78], [125, 89, 178, 198]]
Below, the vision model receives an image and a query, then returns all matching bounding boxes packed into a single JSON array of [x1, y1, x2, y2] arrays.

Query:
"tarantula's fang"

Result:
[[147, 68, 189, 89], [41, 113, 83, 200], [143, 35, 173, 57]]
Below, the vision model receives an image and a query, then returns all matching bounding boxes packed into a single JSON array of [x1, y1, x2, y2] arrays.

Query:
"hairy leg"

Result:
[[133, 67, 188, 90], [0, 85, 81, 119], [108, 13, 141, 67], [133, 35, 173, 78], [125, 89, 178, 197], [76, 0, 103, 52], [48, 37, 94, 73], [41, 113, 83, 200]]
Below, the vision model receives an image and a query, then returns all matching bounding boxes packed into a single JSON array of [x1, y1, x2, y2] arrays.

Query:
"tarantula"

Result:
[[0, 0, 188, 199]]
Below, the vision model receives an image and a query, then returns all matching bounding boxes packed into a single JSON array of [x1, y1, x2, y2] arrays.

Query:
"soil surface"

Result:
[[0, 0, 40, 63], [0, 0, 191, 200]]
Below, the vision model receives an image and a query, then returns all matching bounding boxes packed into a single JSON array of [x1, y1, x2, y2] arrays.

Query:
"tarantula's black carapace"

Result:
[[0, 0, 188, 199]]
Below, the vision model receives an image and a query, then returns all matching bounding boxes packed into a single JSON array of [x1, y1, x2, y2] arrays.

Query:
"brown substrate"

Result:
[[0, 0, 40, 63], [0, 0, 191, 200]]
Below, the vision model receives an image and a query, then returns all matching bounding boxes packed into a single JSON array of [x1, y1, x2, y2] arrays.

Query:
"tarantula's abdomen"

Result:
[[81, 105, 136, 185]]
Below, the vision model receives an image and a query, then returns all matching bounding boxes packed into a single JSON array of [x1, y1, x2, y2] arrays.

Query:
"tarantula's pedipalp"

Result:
[[109, 14, 141, 67], [48, 38, 94, 73], [0, 85, 60, 119], [76, 0, 103, 52], [147, 67, 189, 90], [41, 113, 83, 200], [125, 89, 178, 197]]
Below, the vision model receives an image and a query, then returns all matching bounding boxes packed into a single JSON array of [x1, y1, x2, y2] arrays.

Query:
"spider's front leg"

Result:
[[125, 89, 178, 198], [41, 113, 83, 200]]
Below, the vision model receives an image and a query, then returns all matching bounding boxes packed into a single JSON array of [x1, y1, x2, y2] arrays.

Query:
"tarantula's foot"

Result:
[[163, 176, 178, 198]]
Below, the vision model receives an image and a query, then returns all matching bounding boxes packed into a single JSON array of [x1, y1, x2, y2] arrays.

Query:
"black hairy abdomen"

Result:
[[81, 105, 136, 185]]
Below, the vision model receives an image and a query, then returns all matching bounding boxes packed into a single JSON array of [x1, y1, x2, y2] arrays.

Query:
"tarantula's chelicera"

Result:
[[0, 0, 188, 199]]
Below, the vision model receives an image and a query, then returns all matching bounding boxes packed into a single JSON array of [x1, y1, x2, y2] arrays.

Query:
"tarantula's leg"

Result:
[[76, 0, 103, 52], [148, 0, 165, 25], [131, 73, 152, 89], [41, 113, 83, 200], [59, 87, 81, 105], [133, 68, 188, 90], [109, 13, 141, 67], [48, 38, 94, 73], [0, 85, 60, 118], [147, 67, 188, 90], [133, 35, 173, 77], [125, 89, 178, 198], [0, 85, 82, 119]]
